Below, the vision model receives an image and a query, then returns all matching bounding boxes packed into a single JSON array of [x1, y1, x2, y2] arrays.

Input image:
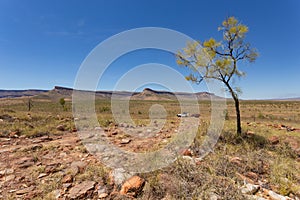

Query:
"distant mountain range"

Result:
[[0, 86, 299, 101], [0, 86, 221, 101], [0, 89, 48, 98], [270, 97, 300, 101]]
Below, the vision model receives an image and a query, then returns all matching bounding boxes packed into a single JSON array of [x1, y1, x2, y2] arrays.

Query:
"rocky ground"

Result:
[[0, 118, 300, 199], [0, 117, 188, 200]]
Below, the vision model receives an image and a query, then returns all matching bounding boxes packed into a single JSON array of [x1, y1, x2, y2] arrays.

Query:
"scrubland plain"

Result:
[[0, 97, 299, 199]]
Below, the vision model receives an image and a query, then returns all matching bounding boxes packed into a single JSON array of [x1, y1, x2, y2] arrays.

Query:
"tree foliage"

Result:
[[59, 98, 65, 109], [177, 16, 258, 135]]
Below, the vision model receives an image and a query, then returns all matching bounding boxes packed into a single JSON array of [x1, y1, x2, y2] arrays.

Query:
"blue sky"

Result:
[[0, 0, 299, 99]]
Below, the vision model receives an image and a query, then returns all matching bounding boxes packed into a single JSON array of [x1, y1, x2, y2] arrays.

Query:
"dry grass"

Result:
[[0, 97, 299, 199]]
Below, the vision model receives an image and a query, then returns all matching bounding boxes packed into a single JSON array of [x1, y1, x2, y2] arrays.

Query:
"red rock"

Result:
[[229, 156, 243, 166], [72, 128, 77, 132], [3, 174, 15, 182], [245, 171, 258, 181], [9, 131, 20, 138], [68, 181, 96, 199], [182, 149, 192, 157], [236, 172, 255, 185], [246, 131, 255, 136], [45, 162, 60, 173], [62, 174, 73, 183], [111, 130, 118, 135], [70, 161, 87, 173], [32, 135, 52, 143], [15, 157, 35, 168], [120, 176, 145, 196], [99, 193, 108, 198], [16, 186, 35, 195], [268, 136, 279, 145], [0, 168, 14, 177]]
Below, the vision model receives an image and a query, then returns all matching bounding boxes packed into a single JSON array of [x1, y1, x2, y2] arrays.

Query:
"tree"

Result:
[[59, 98, 66, 110], [177, 16, 258, 135], [27, 98, 33, 111]]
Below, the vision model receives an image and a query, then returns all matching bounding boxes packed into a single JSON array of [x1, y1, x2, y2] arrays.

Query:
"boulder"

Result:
[[120, 176, 145, 196]]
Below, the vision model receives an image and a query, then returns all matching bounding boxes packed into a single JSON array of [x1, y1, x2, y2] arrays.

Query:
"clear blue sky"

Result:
[[0, 0, 299, 99]]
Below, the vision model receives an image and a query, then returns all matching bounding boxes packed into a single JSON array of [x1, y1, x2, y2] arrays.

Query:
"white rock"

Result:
[[240, 183, 260, 195], [50, 189, 61, 199], [120, 138, 131, 144], [94, 126, 101, 130], [209, 192, 220, 200], [245, 195, 267, 200], [110, 168, 133, 185], [268, 190, 290, 200], [3, 174, 15, 182], [0, 168, 14, 176], [38, 173, 48, 178]]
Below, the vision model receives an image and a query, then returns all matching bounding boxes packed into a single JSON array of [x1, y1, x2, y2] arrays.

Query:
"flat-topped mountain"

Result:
[[0, 89, 47, 98], [3, 86, 299, 101], [130, 88, 222, 100], [0, 86, 224, 101], [131, 88, 176, 100]]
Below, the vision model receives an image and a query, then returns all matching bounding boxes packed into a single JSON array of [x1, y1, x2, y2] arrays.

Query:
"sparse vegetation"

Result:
[[59, 97, 66, 111], [0, 97, 299, 199]]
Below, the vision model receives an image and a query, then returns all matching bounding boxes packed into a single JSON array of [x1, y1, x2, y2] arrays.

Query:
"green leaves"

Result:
[[203, 38, 220, 48], [222, 16, 238, 27], [176, 16, 257, 88], [215, 58, 232, 69], [220, 16, 249, 41]]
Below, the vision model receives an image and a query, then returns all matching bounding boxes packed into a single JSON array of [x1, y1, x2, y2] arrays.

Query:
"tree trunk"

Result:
[[224, 82, 242, 135], [233, 95, 242, 135]]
